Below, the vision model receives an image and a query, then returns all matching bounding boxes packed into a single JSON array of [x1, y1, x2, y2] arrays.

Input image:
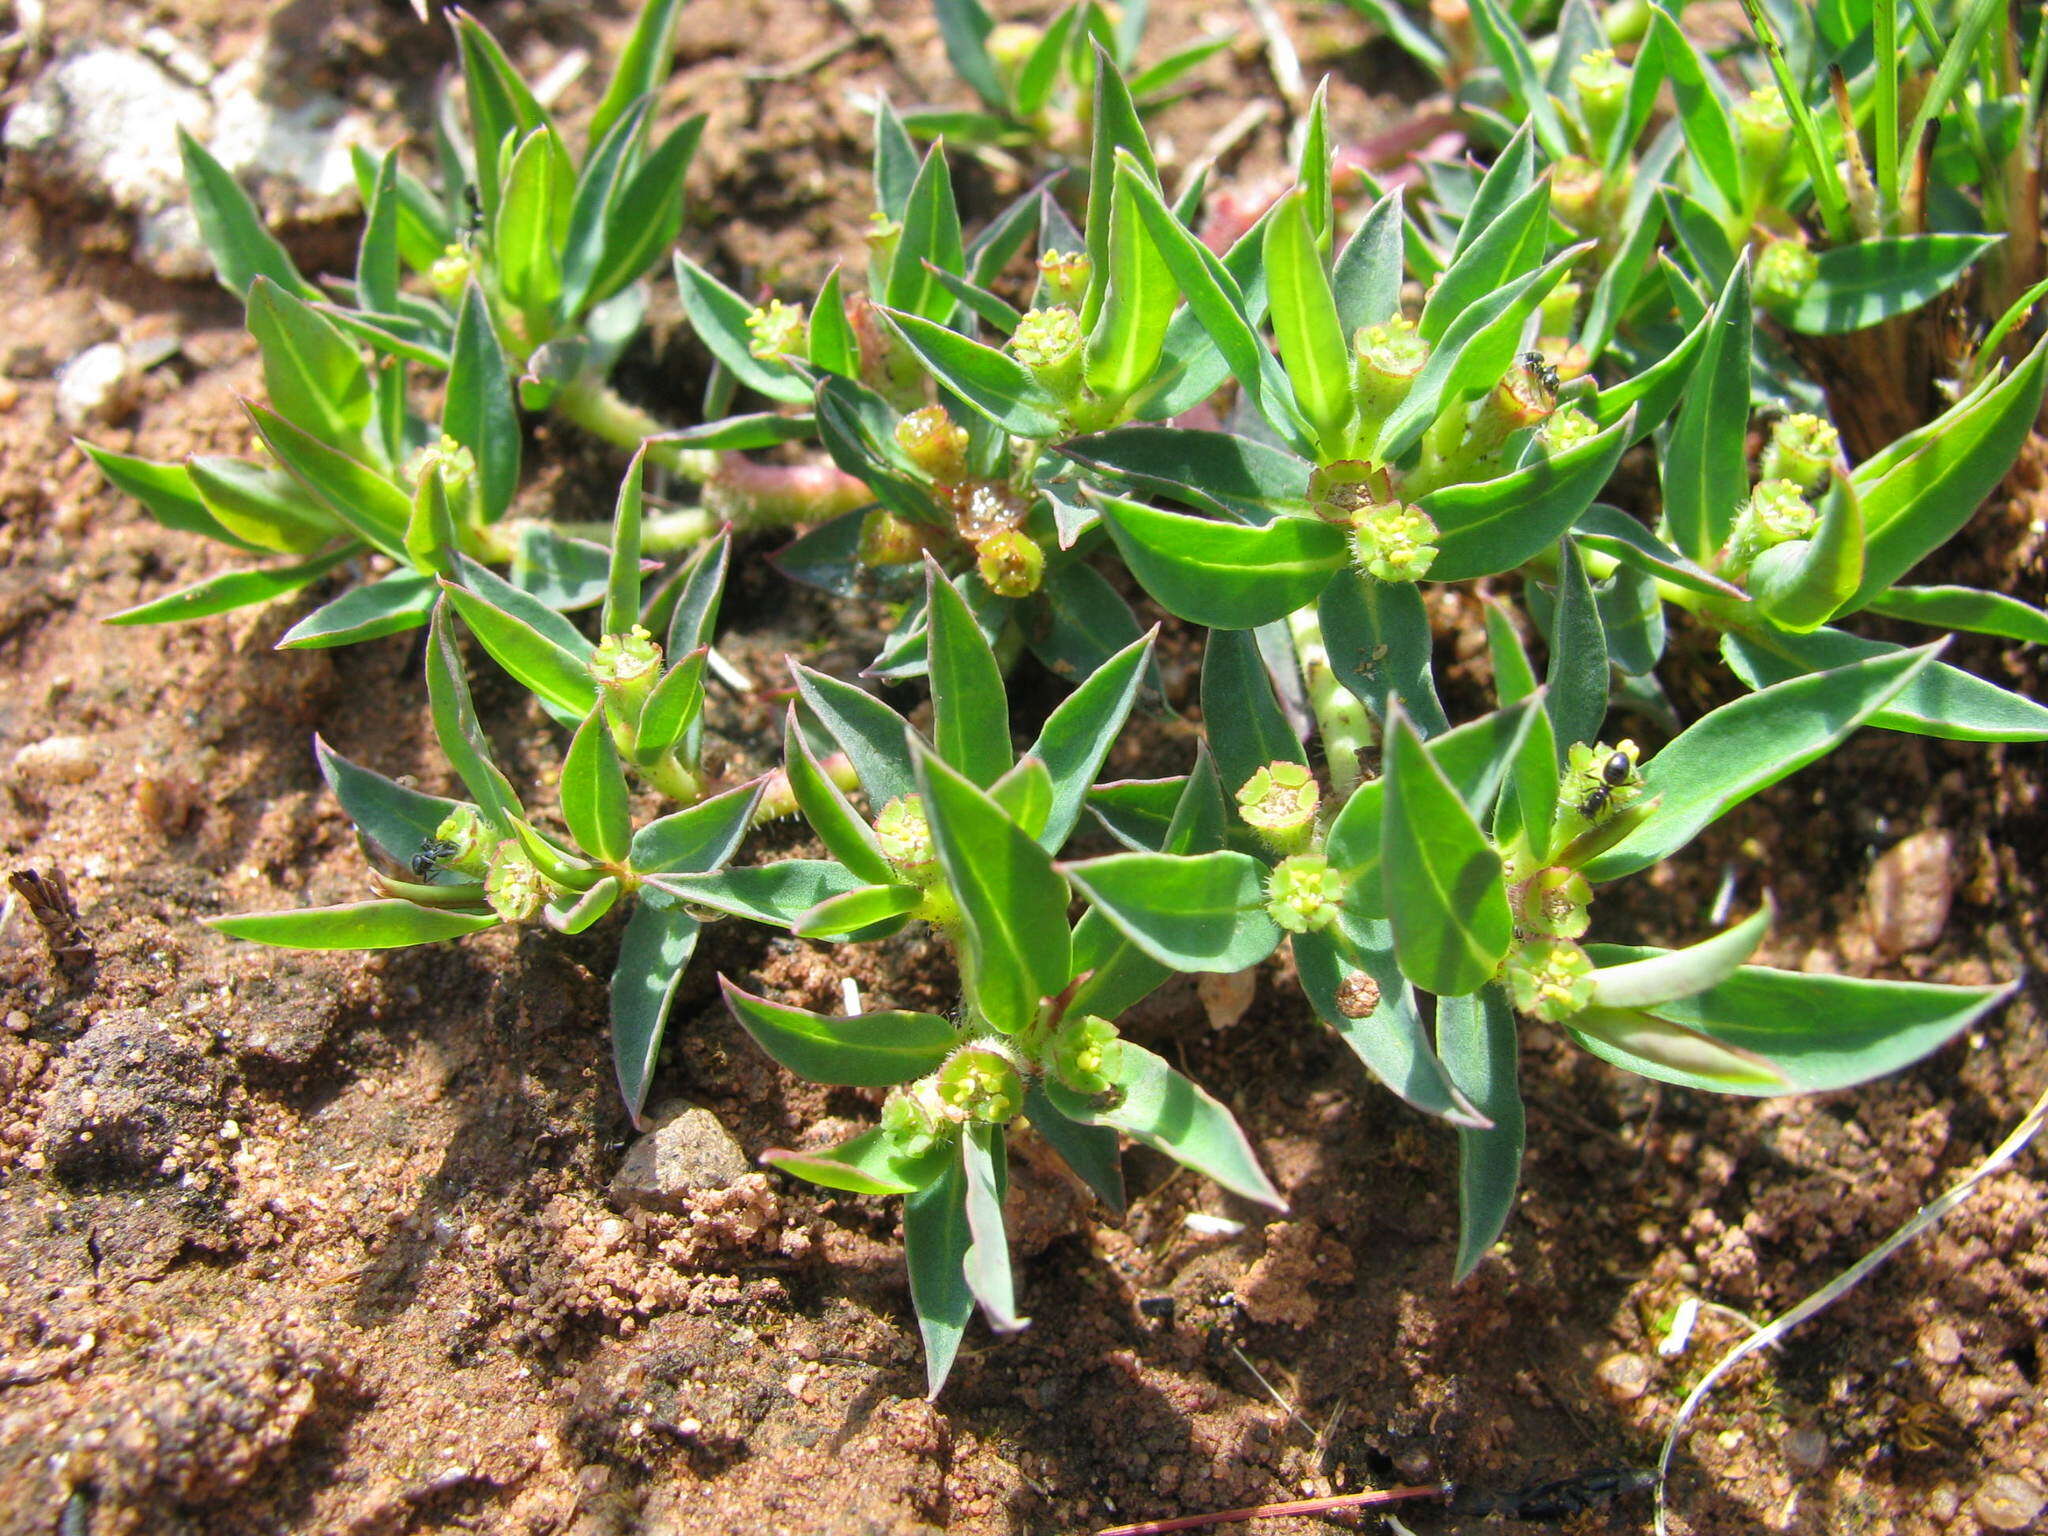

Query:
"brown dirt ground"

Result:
[[1, 3, 2044, 1534]]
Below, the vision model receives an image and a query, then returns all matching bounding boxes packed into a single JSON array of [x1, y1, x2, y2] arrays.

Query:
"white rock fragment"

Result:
[[4, 48, 209, 213], [54, 341, 135, 429], [208, 58, 372, 207], [12, 735, 101, 785]]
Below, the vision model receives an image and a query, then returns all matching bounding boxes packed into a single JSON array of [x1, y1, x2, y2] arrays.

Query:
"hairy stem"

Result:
[[1287, 606, 1373, 795]]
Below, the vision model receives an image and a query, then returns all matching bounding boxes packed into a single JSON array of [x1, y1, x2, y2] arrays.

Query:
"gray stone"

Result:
[[4, 48, 209, 219], [4, 46, 374, 281], [610, 1101, 751, 1211], [1866, 828, 1956, 957]]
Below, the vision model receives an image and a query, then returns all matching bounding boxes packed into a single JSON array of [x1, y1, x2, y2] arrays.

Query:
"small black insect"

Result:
[[1518, 348, 1560, 396], [411, 836, 460, 881], [1580, 750, 1634, 818], [461, 183, 484, 238]]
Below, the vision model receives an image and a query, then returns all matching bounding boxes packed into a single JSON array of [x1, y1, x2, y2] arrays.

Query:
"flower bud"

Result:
[[1755, 239, 1818, 308], [589, 626, 659, 696], [403, 434, 477, 498], [1037, 249, 1093, 310], [1726, 478, 1817, 577], [428, 244, 473, 299], [1010, 305, 1085, 399], [1538, 401, 1598, 454], [1351, 318, 1429, 432], [858, 509, 925, 568], [1561, 739, 1641, 825], [1308, 459, 1390, 523], [484, 840, 552, 923], [988, 21, 1043, 78], [1348, 500, 1440, 584], [1552, 156, 1606, 234], [875, 794, 939, 880], [1264, 854, 1346, 934], [1235, 761, 1320, 854], [976, 528, 1045, 598], [1759, 413, 1840, 496], [744, 299, 807, 363], [881, 1083, 949, 1156], [937, 1044, 1025, 1123], [1050, 1014, 1122, 1095], [1734, 88, 1792, 191], [1570, 50, 1629, 146], [1505, 938, 1596, 1022], [895, 404, 971, 482], [1520, 865, 1593, 940], [944, 478, 1029, 541]]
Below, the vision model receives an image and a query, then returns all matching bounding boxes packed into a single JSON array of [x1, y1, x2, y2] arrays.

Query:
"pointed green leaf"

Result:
[[1658, 258, 1752, 563], [1064, 850, 1282, 972], [627, 778, 764, 874], [720, 978, 956, 1086], [1045, 1040, 1282, 1208], [276, 568, 435, 648], [1264, 190, 1353, 454], [916, 748, 1070, 1034], [446, 283, 521, 521], [1025, 628, 1153, 851], [210, 900, 497, 949], [1576, 950, 2014, 1095], [178, 129, 312, 299], [1438, 987, 1524, 1278], [610, 899, 699, 1121], [904, 1157, 974, 1397], [1585, 644, 1942, 879], [561, 707, 633, 864], [246, 277, 375, 455], [1381, 708, 1512, 997], [1094, 495, 1345, 629], [926, 559, 1014, 787]]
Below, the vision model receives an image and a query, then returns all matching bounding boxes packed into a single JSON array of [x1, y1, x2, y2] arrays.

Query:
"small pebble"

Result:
[[1783, 1424, 1828, 1473], [1597, 1351, 1653, 1401], [12, 735, 99, 785], [1974, 1473, 2046, 1531], [1919, 1320, 1963, 1366], [1866, 829, 1955, 957], [53, 341, 134, 429]]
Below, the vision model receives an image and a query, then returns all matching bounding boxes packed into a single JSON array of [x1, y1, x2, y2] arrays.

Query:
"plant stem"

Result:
[[552, 375, 717, 482], [551, 374, 873, 532], [1287, 606, 1373, 795]]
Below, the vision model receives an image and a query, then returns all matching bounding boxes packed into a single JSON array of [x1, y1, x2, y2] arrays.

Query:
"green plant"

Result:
[[1068, 621, 2015, 1271], [654, 562, 1280, 1393], [205, 459, 779, 1122], [907, 0, 1228, 158]]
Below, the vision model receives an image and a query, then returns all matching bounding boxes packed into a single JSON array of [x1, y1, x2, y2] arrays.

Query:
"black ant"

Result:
[[1578, 750, 1634, 819], [461, 183, 484, 239], [411, 836, 460, 881], [1517, 348, 1560, 397]]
